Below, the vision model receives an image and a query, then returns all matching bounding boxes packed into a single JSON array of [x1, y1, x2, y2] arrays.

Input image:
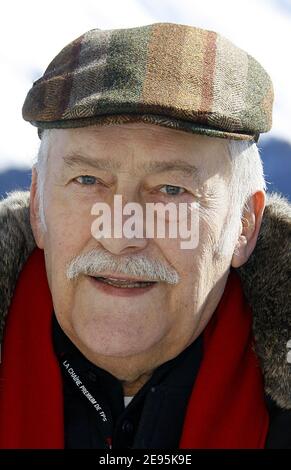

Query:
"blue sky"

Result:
[[0, 0, 290, 171]]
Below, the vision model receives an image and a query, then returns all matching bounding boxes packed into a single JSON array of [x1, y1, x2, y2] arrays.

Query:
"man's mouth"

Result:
[[93, 276, 157, 288], [88, 275, 158, 297]]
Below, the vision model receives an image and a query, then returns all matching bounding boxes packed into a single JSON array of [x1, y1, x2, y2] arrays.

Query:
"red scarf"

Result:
[[0, 248, 269, 448]]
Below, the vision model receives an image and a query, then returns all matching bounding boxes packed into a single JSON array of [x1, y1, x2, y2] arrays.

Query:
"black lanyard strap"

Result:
[[61, 356, 112, 449]]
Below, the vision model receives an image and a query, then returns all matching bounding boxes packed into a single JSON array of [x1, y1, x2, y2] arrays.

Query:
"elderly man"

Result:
[[0, 23, 290, 449]]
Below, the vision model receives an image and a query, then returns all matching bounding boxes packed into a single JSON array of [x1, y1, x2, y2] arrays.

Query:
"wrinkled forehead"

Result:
[[43, 123, 233, 181]]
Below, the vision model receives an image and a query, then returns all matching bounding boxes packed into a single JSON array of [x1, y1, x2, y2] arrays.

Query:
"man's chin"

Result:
[[72, 325, 165, 360]]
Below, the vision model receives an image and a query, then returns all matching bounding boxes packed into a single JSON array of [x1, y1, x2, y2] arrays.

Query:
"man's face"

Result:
[[32, 123, 236, 373]]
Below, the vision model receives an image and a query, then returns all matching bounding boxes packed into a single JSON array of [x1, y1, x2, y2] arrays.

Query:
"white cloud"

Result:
[[0, 0, 290, 171]]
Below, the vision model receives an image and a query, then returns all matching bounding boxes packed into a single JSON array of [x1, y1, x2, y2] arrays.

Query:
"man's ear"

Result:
[[231, 190, 266, 268], [30, 166, 45, 249]]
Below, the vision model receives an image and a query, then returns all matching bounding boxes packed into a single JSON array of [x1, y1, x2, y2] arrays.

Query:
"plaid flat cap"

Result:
[[22, 22, 274, 141]]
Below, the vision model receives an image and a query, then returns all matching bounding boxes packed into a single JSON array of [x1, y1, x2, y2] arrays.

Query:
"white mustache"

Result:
[[66, 249, 180, 285]]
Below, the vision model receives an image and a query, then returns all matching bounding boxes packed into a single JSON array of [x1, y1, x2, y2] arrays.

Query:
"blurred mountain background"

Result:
[[0, 137, 290, 201], [259, 138, 291, 200]]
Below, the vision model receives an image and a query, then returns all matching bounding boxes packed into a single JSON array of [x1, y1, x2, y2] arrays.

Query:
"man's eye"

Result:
[[159, 185, 186, 196], [75, 175, 97, 185]]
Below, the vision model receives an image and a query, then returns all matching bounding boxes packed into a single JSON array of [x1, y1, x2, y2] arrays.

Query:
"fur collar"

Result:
[[0, 191, 290, 409]]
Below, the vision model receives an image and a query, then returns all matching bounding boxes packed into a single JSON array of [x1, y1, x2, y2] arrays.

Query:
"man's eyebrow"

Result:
[[62, 153, 121, 171], [143, 160, 199, 178], [62, 153, 198, 177]]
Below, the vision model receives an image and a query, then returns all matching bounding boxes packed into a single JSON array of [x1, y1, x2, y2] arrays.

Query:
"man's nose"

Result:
[[91, 194, 149, 256], [98, 235, 148, 256]]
